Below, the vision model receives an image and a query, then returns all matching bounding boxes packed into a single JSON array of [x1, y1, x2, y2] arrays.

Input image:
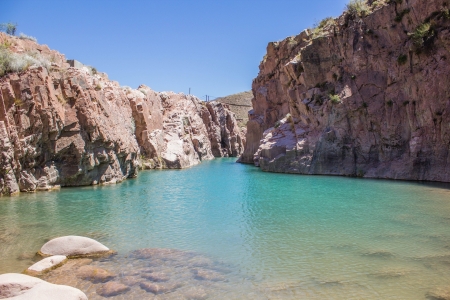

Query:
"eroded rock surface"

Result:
[[0, 33, 244, 195], [241, 0, 450, 182]]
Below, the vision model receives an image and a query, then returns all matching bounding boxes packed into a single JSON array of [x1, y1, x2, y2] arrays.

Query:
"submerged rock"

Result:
[[39, 236, 114, 258], [77, 265, 116, 283], [96, 281, 130, 297], [141, 271, 170, 282], [25, 255, 67, 276], [192, 268, 226, 281], [427, 287, 450, 300], [0, 273, 87, 300], [140, 281, 182, 294]]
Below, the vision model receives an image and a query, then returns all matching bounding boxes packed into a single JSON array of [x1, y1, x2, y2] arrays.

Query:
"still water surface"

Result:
[[1, 158, 450, 299]]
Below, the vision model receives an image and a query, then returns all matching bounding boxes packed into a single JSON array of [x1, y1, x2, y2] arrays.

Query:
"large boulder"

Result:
[[39, 236, 114, 258], [0, 273, 87, 300], [25, 255, 67, 276]]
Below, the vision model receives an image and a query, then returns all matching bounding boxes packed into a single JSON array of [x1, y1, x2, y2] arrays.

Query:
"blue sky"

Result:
[[2, 0, 348, 99]]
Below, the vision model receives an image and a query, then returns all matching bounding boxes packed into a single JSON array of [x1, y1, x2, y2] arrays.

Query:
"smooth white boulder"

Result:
[[0, 273, 87, 300], [26, 255, 67, 275], [39, 236, 111, 257]]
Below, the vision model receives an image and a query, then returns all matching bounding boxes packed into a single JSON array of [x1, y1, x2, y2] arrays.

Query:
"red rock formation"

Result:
[[241, 0, 450, 182], [0, 33, 244, 195]]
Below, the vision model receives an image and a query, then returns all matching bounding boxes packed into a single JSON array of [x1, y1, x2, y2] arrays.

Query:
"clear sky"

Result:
[[1, 0, 348, 99]]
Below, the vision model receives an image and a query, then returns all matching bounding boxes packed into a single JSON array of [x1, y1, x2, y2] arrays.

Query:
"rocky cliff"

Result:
[[0, 33, 244, 195], [241, 0, 450, 182], [215, 91, 253, 128]]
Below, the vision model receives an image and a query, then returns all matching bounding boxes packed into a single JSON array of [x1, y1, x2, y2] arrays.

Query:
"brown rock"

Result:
[[96, 281, 130, 297], [142, 272, 170, 282], [241, 0, 450, 182], [140, 281, 181, 294], [0, 33, 245, 195], [427, 287, 450, 300], [192, 268, 225, 281], [77, 265, 116, 283], [182, 286, 208, 300], [120, 275, 141, 286]]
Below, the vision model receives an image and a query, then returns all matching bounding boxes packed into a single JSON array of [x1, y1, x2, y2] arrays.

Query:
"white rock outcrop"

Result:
[[39, 236, 112, 258], [0, 273, 87, 300], [25, 255, 67, 275]]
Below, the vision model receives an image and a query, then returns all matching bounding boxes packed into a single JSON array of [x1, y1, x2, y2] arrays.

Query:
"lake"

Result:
[[1, 158, 450, 299]]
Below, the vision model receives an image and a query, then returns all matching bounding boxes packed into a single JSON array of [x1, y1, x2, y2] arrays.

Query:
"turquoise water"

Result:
[[1, 158, 450, 299]]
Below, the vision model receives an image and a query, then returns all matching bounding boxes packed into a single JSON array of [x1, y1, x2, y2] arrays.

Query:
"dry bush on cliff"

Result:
[[346, 0, 371, 17], [0, 45, 50, 76], [18, 33, 37, 42]]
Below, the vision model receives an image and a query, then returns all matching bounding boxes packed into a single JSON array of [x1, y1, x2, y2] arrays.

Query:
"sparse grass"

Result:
[[311, 17, 335, 38], [0, 45, 50, 77], [346, 0, 371, 18], [95, 84, 102, 91], [14, 98, 23, 106], [397, 54, 408, 65], [18, 33, 37, 42], [286, 113, 295, 132], [56, 94, 66, 104]]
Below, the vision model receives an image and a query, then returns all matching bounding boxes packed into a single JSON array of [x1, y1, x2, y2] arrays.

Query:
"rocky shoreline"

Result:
[[1, 235, 257, 299], [0, 33, 245, 196]]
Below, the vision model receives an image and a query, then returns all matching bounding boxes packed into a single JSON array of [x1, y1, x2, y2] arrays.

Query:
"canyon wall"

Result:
[[241, 0, 450, 182], [0, 33, 244, 195]]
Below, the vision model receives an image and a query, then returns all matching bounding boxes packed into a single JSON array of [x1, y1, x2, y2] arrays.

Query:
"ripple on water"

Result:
[[2, 159, 450, 299]]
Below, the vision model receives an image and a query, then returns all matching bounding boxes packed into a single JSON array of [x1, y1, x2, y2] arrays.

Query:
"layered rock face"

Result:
[[242, 0, 450, 182], [0, 33, 244, 195], [129, 87, 244, 169]]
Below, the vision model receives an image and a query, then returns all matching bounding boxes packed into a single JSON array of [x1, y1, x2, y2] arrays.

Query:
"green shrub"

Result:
[[409, 23, 434, 49], [18, 33, 37, 42], [329, 94, 341, 104], [0, 23, 17, 35], [397, 54, 408, 65], [387, 99, 394, 106]]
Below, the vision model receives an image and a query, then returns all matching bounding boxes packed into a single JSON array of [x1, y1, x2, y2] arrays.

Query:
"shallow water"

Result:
[[1, 158, 450, 299]]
